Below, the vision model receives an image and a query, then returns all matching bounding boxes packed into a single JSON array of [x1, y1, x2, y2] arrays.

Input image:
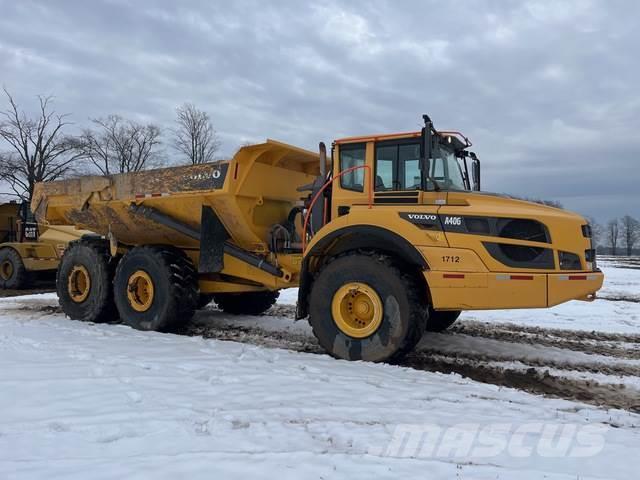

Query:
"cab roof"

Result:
[[333, 131, 421, 145], [334, 130, 472, 148]]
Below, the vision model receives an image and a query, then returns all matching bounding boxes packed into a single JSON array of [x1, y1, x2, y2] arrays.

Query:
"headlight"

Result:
[[559, 251, 582, 270]]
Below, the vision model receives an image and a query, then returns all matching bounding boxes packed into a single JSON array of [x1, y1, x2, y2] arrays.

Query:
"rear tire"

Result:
[[308, 252, 427, 362], [114, 246, 197, 331], [0, 248, 28, 289], [213, 291, 279, 315], [426, 309, 461, 332], [57, 239, 116, 323]]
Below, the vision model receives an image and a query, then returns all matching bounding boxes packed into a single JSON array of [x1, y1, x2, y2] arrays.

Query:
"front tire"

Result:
[[213, 291, 279, 315], [308, 252, 427, 362], [113, 246, 197, 331], [0, 248, 28, 289], [57, 239, 116, 322]]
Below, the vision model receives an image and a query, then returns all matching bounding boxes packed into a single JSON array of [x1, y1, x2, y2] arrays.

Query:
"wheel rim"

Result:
[[0, 260, 13, 281], [331, 282, 383, 338], [68, 265, 91, 303], [127, 270, 154, 312]]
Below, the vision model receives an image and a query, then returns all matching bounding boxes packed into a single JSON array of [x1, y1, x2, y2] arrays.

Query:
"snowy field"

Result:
[[1, 259, 639, 479]]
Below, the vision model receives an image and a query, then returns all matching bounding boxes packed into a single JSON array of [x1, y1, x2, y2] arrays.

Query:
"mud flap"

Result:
[[199, 206, 230, 273]]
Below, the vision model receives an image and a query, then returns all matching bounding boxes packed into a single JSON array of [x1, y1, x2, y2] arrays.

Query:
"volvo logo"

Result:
[[399, 212, 442, 231], [407, 214, 437, 221]]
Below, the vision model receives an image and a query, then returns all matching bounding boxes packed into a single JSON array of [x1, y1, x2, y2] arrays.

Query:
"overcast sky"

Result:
[[1, 0, 638, 222]]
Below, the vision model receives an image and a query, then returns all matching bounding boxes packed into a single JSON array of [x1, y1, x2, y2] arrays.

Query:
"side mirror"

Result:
[[470, 153, 481, 191]]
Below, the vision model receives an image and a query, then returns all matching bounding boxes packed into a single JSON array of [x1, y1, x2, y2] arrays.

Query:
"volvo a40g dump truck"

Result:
[[32, 114, 603, 362], [0, 201, 89, 289]]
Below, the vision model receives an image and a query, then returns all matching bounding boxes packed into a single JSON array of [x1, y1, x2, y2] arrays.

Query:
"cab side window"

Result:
[[375, 141, 421, 191], [375, 145, 396, 190], [401, 144, 421, 189], [339, 143, 366, 192]]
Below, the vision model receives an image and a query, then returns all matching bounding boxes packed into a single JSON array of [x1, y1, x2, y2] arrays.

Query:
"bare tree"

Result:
[[535, 199, 563, 209], [173, 103, 220, 165], [620, 215, 640, 256], [607, 219, 620, 255], [74, 115, 163, 175], [0, 88, 81, 201]]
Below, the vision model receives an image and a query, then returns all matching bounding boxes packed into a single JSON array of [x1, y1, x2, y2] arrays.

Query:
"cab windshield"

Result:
[[426, 144, 468, 191], [348, 137, 472, 193]]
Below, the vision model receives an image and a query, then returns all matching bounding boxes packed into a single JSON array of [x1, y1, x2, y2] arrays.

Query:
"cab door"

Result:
[[330, 141, 372, 219], [367, 138, 449, 250]]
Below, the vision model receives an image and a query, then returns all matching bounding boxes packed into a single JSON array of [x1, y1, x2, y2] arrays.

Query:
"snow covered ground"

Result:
[[1, 259, 639, 479]]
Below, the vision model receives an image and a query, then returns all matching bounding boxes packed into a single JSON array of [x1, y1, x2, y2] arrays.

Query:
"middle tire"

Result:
[[114, 246, 197, 331], [308, 252, 427, 362]]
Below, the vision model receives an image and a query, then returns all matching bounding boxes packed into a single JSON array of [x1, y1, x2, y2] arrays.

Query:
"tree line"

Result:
[[0, 88, 220, 202], [594, 216, 640, 257]]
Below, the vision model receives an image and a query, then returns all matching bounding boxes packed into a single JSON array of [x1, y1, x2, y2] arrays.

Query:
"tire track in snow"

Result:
[[415, 341, 640, 377], [599, 295, 640, 303], [402, 352, 640, 413], [450, 321, 640, 360]]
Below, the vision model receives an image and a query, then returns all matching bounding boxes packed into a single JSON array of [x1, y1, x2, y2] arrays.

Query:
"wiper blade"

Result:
[[421, 155, 441, 191]]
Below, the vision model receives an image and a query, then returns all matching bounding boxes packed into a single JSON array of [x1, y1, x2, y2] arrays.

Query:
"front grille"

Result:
[[586, 247, 597, 270], [498, 218, 550, 243], [483, 242, 555, 269], [585, 249, 596, 262], [583, 224, 597, 269]]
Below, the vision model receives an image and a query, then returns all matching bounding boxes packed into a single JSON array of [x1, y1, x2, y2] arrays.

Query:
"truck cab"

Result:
[[296, 115, 603, 361], [330, 117, 478, 215]]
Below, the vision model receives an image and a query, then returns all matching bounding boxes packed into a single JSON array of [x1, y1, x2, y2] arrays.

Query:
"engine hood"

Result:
[[439, 191, 592, 272], [446, 191, 586, 224]]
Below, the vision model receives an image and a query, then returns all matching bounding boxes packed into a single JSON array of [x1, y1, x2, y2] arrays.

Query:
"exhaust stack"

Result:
[[319, 142, 327, 178]]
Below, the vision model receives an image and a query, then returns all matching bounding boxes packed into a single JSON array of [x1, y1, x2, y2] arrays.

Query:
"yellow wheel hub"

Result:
[[127, 270, 154, 312], [331, 282, 383, 338], [0, 260, 14, 281], [68, 265, 91, 303]]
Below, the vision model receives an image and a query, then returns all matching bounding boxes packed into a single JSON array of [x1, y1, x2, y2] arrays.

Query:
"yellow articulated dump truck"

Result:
[[31, 114, 603, 362], [0, 201, 89, 289]]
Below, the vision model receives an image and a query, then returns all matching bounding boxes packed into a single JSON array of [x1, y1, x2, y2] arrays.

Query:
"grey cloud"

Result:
[[0, 0, 639, 221]]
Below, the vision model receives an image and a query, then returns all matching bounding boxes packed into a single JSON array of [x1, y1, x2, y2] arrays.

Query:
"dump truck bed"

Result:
[[32, 140, 321, 253]]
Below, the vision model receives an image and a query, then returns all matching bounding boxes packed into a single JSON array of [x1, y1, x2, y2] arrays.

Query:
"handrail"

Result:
[[301, 164, 372, 252]]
